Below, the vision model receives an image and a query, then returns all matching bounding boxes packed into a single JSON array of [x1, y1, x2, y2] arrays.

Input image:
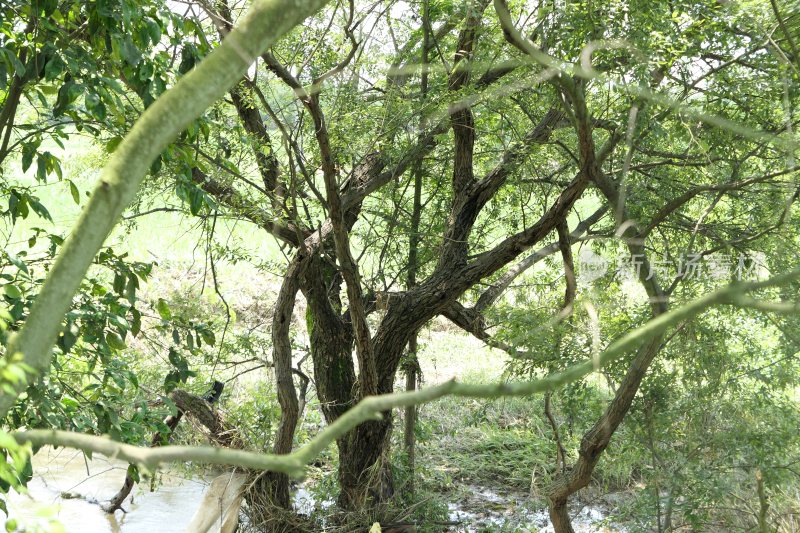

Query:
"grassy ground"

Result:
[[2, 137, 282, 271]]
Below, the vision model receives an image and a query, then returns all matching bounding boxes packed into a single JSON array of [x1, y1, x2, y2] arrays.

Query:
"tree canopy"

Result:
[[1, 0, 800, 531]]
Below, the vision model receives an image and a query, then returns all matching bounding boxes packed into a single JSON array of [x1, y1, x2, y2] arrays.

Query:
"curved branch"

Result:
[[474, 206, 608, 313], [191, 168, 304, 245], [640, 168, 796, 237], [0, 0, 331, 418], [15, 270, 800, 481]]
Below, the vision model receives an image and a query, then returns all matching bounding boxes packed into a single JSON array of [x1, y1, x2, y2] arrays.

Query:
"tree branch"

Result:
[[15, 269, 800, 480], [0, 0, 331, 418]]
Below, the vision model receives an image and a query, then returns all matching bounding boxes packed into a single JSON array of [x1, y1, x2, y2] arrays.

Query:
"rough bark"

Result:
[[298, 253, 371, 509], [205, 0, 281, 196], [301, 247, 395, 512], [250, 255, 303, 512], [337, 417, 394, 510], [334, 126, 597, 510], [0, 18, 34, 167], [229, 81, 280, 191], [192, 0, 614, 515]]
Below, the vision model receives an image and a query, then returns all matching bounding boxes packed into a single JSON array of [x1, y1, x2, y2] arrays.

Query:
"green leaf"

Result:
[[61, 396, 80, 410], [188, 187, 204, 215], [106, 331, 127, 350], [53, 76, 75, 116], [128, 464, 140, 483], [2, 285, 21, 300], [44, 53, 65, 81], [21, 144, 36, 172], [119, 37, 142, 67], [146, 19, 162, 45], [108, 314, 129, 332], [168, 347, 181, 367], [19, 457, 32, 486], [6, 253, 28, 274], [113, 273, 125, 295], [43, 0, 58, 15], [51, 157, 62, 180], [130, 308, 142, 337], [28, 197, 52, 221], [156, 298, 172, 320], [106, 137, 122, 153], [4, 49, 24, 77], [85, 92, 106, 120], [36, 154, 47, 181], [199, 328, 215, 347], [125, 274, 138, 304], [69, 181, 80, 204]]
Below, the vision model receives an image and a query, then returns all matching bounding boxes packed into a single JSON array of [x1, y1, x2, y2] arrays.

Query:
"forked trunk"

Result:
[[337, 417, 395, 510], [545, 337, 664, 532]]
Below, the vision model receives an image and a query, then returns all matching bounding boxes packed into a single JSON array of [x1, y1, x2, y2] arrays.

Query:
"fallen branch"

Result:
[[103, 383, 228, 513]]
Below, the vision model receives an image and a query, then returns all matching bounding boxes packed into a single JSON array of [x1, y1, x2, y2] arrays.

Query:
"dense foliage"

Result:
[[1, 0, 800, 531]]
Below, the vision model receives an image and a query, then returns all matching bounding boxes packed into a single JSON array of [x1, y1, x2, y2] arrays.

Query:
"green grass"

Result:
[[3, 138, 285, 268]]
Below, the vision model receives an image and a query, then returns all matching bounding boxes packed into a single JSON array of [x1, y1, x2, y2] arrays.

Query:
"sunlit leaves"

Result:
[[0, 430, 32, 505], [156, 298, 171, 320], [164, 347, 196, 392]]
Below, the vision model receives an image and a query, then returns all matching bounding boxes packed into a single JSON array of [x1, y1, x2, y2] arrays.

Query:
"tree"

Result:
[[1, 0, 799, 531], [171, 0, 798, 526]]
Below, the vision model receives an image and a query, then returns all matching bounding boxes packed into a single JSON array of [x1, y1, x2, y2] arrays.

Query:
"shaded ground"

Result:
[[444, 485, 625, 532]]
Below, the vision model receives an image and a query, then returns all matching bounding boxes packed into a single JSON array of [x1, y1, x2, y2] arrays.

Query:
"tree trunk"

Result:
[[334, 291, 440, 509], [337, 417, 394, 510], [402, 337, 418, 494], [301, 254, 356, 424], [297, 249, 400, 511], [542, 158, 670, 531], [546, 336, 664, 532], [246, 256, 303, 528], [549, 497, 575, 533]]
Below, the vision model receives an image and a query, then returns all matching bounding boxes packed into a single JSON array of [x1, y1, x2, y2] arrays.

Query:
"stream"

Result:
[[0, 447, 210, 532], [1, 449, 623, 532]]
